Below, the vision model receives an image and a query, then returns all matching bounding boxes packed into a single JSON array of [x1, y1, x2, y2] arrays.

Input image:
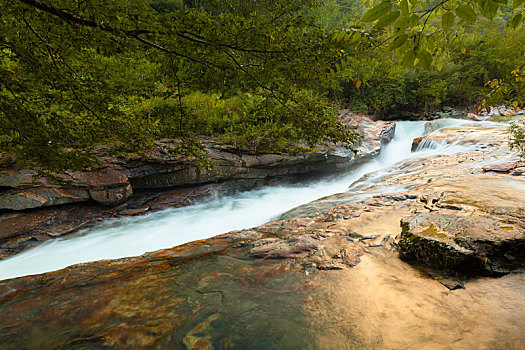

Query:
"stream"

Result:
[[0, 118, 488, 281]]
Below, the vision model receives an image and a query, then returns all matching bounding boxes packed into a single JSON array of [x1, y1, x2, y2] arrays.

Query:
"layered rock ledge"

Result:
[[0, 114, 394, 258], [0, 114, 394, 211]]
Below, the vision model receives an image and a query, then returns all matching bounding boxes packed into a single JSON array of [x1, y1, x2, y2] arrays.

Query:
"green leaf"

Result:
[[394, 15, 409, 33], [455, 4, 477, 22], [400, 0, 409, 15], [418, 49, 432, 69], [479, 0, 503, 19], [402, 49, 416, 67], [513, 0, 525, 9], [375, 10, 401, 28], [442, 12, 455, 31], [409, 13, 419, 26], [510, 13, 522, 28], [388, 33, 408, 50], [351, 31, 362, 43], [362, 2, 393, 22]]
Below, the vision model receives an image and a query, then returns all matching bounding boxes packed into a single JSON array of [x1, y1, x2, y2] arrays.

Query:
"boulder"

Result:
[[398, 177, 525, 275], [466, 112, 481, 121], [399, 212, 525, 275]]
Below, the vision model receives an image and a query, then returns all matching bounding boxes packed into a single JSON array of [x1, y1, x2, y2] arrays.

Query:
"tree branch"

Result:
[[15, 0, 228, 70]]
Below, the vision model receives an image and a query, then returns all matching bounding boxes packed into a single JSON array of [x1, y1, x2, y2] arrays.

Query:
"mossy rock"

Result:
[[398, 211, 525, 276]]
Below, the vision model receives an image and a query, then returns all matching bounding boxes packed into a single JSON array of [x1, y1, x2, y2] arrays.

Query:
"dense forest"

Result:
[[1, 0, 524, 170]]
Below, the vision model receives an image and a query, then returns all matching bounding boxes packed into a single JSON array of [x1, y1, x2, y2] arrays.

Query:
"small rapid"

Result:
[[0, 119, 480, 280]]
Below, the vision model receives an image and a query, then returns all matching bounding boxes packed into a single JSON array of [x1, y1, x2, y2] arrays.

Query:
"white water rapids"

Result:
[[0, 119, 486, 281]]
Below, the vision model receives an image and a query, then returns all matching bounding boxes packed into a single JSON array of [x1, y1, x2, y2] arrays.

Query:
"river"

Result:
[[0, 118, 487, 280]]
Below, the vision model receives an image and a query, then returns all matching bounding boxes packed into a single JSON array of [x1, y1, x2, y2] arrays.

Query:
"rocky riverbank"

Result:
[[0, 114, 394, 258], [0, 118, 524, 349]]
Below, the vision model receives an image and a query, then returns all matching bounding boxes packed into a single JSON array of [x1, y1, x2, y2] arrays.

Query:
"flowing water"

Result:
[[0, 119, 491, 281]]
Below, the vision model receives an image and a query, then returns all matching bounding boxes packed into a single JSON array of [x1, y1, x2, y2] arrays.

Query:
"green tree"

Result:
[[0, 0, 357, 169]]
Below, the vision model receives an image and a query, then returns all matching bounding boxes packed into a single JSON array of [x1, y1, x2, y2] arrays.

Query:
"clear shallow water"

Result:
[[0, 119, 482, 280]]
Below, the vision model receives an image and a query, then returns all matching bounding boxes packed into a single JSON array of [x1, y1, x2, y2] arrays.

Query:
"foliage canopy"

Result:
[[0, 0, 356, 169], [2, 0, 525, 169]]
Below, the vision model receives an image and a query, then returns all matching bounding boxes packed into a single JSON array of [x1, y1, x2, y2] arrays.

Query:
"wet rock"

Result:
[[249, 236, 321, 259], [512, 167, 525, 176], [438, 277, 465, 291], [411, 136, 424, 151], [466, 113, 481, 121], [413, 123, 509, 151], [483, 162, 525, 174]]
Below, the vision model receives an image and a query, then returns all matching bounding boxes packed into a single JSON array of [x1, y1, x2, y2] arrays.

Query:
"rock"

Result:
[[466, 113, 481, 121], [0, 168, 132, 209], [111, 113, 395, 192], [380, 123, 396, 145], [511, 167, 525, 176], [89, 183, 132, 205], [65, 168, 129, 188], [0, 187, 91, 210], [249, 235, 321, 259], [2, 119, 525, 349], [399, 208, 525, 275], [483, 162, 525, 174], [438, 278, 465, 291], [423, 121, 435, 134], [338, 111, 395, 158], [0, 112, 395, 212], [411, 136, 424, 151], [412, 123, 509, 151], [0, 169, 44, 188]]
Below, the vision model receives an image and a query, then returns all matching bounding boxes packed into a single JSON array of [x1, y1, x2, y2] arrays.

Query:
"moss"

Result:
[[420, 224, 448, 238], [399, 220, 479, 271]]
